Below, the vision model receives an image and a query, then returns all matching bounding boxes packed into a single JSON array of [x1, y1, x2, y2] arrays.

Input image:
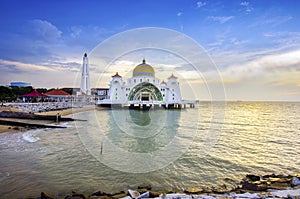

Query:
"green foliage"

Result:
[[0, 86, 14, 101], [0, 86, 48, 102], [62, 88, 75, 95], [36, 88, 47, 94]]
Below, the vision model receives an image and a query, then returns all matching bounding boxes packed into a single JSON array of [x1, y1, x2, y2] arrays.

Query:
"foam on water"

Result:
[[22, 129, 42, 143]]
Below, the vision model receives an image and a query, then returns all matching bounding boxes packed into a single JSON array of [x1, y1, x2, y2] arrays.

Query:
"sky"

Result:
[[0, 0, 300, 101]]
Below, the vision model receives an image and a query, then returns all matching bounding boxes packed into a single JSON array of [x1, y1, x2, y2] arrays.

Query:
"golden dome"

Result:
[[133, 59, 155, 77]]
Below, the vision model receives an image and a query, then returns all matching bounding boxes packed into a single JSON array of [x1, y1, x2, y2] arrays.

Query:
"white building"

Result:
[[98, 59, 186, 109], [80, 53, 91, 95]]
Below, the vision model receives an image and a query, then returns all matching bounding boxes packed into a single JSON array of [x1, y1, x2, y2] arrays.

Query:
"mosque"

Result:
[[97, 59, 195, 109]]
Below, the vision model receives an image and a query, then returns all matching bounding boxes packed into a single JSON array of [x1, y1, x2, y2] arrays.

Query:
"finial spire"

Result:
[[142, 58, 146, 64]]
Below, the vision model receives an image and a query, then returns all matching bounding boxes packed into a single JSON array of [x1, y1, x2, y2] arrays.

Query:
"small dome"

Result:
[[133, 59, 155, 77]]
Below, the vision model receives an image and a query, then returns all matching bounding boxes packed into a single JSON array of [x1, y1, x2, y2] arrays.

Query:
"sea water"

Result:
[[0, 102, 299, 198]]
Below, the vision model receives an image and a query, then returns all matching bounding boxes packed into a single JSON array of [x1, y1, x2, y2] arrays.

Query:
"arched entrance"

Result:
[[128, 82, 163, 101]]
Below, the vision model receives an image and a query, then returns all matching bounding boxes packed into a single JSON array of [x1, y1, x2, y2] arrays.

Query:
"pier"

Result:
[[97, 100, 197, 110]]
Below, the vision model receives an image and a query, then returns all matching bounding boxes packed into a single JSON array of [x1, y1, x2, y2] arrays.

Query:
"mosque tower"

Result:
[[80, 53, 91, 95]]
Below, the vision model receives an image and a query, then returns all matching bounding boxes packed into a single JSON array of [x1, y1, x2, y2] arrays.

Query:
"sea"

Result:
[[0, 101, 299, 199]]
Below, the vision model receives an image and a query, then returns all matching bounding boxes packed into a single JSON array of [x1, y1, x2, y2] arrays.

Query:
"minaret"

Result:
[[80, 53, 91, 95]]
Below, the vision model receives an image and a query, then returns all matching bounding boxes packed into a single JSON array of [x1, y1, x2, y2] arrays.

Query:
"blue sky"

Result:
[[0, 0, 300, 101]]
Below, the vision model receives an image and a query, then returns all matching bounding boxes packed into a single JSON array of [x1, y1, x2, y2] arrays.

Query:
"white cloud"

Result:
[[230, 38, 249, 45], [240, 1, 249, 6], [27, 19, 62, 42], [250, 15, 293, 28], [207, 16, 234, 24], [70, 26, 82, 38], [220, 49, 300, 84], [177, 12, 183, 17], [196, 1, 206, 8], [0, 59, 55, 72], [263, 31, 300, 47], [240, 1, 253, 13]]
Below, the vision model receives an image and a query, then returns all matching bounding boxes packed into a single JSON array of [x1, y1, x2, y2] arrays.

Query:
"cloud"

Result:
[[263, 31, 300, 47], [250, 15, 293, 28], [0, 59, 55, 72], [240, 1, 253, 12], [219, 49, 300, 87], [207, 16, 234, 24], [70, 26, 82, 38], [196, 1, 206, 8], [26, 19, 62, 42], [240, 1, 249, 6], [230, 38, 249, 45], [177, 12, 183, 17]]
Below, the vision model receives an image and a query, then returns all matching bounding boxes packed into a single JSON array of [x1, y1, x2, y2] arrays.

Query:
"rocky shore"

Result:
[[21, 174, 300, 199]]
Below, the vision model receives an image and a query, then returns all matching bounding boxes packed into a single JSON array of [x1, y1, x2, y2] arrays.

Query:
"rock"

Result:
[[136, 192, 149, 199], [112, 193, 128, 199], [65, 193, 88, 199], [136, 189, 147, 194], [268, 182, 290, 190], [118, 197, 131, 199], [184, 187, 203, 194], [262, 174, 276, 179], [242, 181, 266, 191], [89, 196, 112, 199], [138, 183, 152, 190], [149, 191, 161, 197], [91, 191, 105, 196], [246, 174, 260, 181], [41, 192, 55, 199], [293, 185, 300, 189], [292, 177, 300, 186], [269, 177, 289, 183], [128, 189, 140, 198]]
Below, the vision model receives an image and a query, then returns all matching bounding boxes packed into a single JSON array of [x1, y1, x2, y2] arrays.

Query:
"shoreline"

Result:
[[0, 105, 97, 134], [20, 174, 300, 199]]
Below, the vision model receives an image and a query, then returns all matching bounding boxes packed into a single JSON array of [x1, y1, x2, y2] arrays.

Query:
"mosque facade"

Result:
[[98, 59, 188, 109]]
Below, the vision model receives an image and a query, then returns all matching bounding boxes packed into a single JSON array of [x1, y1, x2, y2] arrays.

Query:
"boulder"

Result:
[[128, 189, 140, 199], [246, 174, 260, 181], [149, 191, 161, 197], [292, 177, 300, 186], [41, 192, 55, 199], [242, 181, 266, 191], [137, 183, 152, 190], [112, 193, 128, 199], [268, 182, 290, 190], [184, 187, 203, 194], [91, 191, 105, 196], [136, 192, 149, 199]]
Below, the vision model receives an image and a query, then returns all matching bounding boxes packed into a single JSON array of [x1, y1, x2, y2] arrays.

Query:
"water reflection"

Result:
[[129, 110, 151, 126], [76, 109, 200, 173]]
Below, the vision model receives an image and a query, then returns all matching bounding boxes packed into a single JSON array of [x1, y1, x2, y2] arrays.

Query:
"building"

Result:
[[44, 89, 72, 102], [91, 88, 109, 100], [97, 59, 192, 109], [80, 53, 91, 95], [10, 82, 31, 87]]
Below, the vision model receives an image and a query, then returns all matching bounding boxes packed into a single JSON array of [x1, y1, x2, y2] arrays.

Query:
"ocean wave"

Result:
[[22, 130, 43, 143]]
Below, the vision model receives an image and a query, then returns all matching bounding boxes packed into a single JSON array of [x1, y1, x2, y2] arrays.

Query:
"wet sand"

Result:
[[0, 105, 99, 133]]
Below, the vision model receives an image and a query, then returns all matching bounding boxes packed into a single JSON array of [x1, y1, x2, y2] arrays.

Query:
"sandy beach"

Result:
[[0, 104, 98, 133]]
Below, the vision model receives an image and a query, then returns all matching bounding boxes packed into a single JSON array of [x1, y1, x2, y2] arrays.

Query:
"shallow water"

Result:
[[0, 102, 299, 198]]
